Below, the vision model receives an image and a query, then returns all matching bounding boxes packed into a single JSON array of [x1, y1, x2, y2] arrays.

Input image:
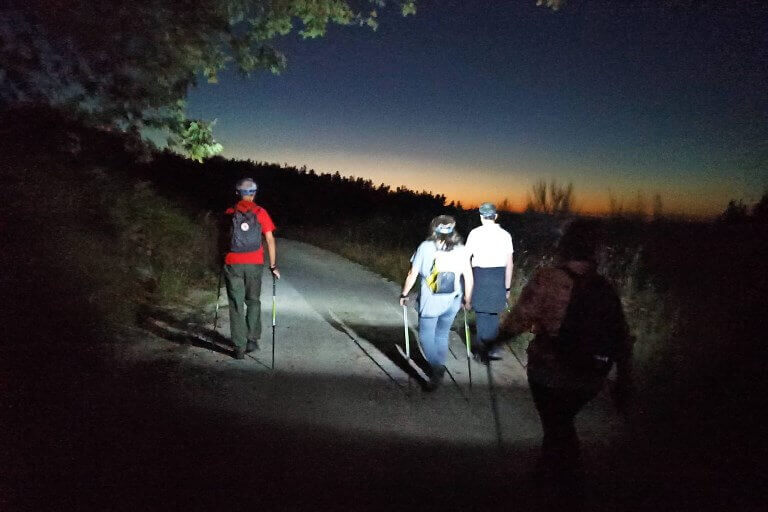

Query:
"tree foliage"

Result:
[[720, 191, 768, 224], [720, 199, 748, 224], [1, 0, 416, 158], [753, 192, 768, 222], [180, 119, 224, 163]]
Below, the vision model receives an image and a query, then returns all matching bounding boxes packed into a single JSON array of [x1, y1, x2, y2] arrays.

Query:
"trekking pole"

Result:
[[505, 340, 527, 371], [464, 310, 473, 389], [213, 268, 223, 330], [444, 366, 470, 403], [403, 305, 411, 392], [486, 359, 503, 448], [271, 274, 277, 371]]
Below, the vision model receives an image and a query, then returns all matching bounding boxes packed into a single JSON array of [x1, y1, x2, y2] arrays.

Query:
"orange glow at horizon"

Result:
[[227, 146, 736, 218]]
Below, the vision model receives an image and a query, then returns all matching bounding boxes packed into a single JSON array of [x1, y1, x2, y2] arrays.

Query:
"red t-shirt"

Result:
[[224, 200, 276, 265]]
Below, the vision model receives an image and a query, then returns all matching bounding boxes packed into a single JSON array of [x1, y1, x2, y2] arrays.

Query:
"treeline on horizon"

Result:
[[144, 144, 768, 290], [143, 148, 591, 283], [143, 139, 768, 248]]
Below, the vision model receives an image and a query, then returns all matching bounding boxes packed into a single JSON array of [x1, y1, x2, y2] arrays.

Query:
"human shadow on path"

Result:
[[138, 309, 275, 370], [139, 309, 231, 352], [323, 312, 420, 389], [325, 312, 479, 400]]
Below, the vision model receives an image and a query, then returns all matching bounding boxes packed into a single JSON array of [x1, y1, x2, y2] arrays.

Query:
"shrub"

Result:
[[0, 123, 218, 333]]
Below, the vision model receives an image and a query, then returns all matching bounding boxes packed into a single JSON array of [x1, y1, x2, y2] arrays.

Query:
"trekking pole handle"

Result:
[[402, 305, 410, 359], [464, 310, 472, 357]]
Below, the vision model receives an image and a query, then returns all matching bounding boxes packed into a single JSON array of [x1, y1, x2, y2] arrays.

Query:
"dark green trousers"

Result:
[[224, 264, 263, 348]]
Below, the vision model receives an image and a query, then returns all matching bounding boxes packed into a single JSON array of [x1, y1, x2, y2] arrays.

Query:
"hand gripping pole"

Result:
[[464, 310, 473, 389]]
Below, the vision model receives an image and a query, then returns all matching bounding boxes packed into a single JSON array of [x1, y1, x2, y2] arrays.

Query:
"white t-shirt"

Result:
[[465, 223, 513, 268]]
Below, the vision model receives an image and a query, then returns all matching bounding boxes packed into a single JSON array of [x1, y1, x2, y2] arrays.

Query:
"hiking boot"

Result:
[[233, 347, 246, 360], [474, 344, 502, 363], [473, 345, 491, 364], [424, 365, 445, 392], [487, 347, 504, 361], [246, 339, 260, 353]]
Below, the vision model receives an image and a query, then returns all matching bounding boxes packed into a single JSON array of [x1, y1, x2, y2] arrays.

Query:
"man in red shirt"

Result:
[[222, 178, 280, 359]]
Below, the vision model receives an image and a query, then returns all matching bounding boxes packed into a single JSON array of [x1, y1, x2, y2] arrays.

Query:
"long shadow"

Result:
[[329, 318, 479, 400], [138, 307, 233, 356], [324, 312, 412, 389], [139, 310, 274, 370], [333, 315, 438, 382]]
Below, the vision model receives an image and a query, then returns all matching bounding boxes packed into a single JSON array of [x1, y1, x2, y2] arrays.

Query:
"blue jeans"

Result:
[[475, 311, 500, 347], [418, 297, 462, 368]]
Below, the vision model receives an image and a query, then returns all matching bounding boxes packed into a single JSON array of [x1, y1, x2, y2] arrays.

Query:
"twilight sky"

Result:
[[186, 1, 768, 216]]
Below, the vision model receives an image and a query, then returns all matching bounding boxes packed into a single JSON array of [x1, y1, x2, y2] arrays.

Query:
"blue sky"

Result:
[[187, 1, 768, 215]]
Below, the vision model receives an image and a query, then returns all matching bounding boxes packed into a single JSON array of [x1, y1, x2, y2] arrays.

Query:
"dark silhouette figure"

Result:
[[496, 219, 633, 502]]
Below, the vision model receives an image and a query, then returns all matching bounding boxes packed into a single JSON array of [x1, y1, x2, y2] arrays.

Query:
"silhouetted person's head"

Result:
[[235, 178, 258, 201], [557, 218, 602, 263], [428, 215, 462, 250], [479, 202, 498, 224]]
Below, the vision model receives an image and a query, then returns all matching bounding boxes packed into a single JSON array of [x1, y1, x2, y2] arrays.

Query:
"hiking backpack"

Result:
[[426, 249, 460, 294], [556, 267, 628, 367], [230, 207, 262, 253]]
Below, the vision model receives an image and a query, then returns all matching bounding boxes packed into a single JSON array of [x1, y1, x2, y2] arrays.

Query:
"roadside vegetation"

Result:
[[0, 107, 218, 341]]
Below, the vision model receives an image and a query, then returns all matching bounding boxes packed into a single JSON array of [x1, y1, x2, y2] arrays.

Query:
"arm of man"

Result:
[[496, 268, 543, 341], [504, 252, 513, 300], [465, 230, 476, 260], [264, 231, 280, 279], [257, 207, 279, 279], [462, 257, 474, 310]]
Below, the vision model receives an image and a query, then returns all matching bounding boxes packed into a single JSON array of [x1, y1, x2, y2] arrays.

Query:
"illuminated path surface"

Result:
[[119, 238, 619, 447], [84, 238, 626, 510]]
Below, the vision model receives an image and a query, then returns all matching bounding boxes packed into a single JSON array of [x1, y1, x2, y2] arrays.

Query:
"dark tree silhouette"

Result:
[[753, 192, 768, 222], [720, 199, 749, 224]]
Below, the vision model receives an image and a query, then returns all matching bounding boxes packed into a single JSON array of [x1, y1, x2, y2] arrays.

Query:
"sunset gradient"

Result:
[[187, 2, 767, 217]]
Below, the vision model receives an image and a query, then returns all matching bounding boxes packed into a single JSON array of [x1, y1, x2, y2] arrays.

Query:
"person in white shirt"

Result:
[[465, 202, 514, 360]]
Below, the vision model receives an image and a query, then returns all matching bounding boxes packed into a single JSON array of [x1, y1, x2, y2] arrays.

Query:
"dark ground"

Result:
[[4, 335, 758, 512]]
